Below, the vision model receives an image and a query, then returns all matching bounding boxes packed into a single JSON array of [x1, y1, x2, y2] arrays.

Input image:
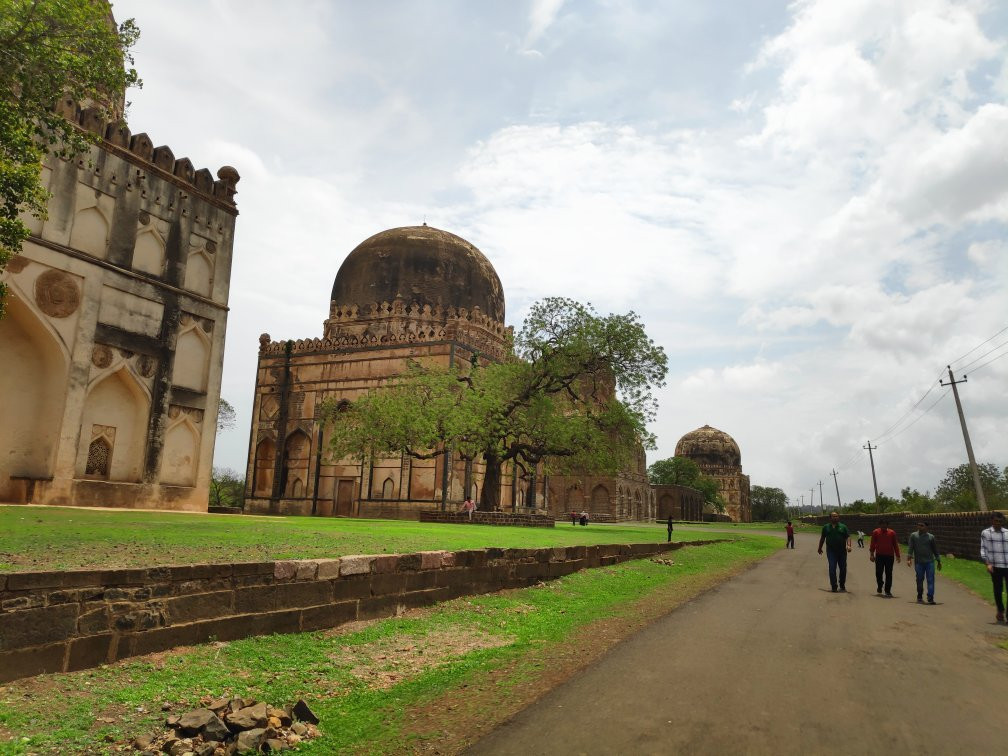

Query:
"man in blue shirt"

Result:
[[817, 511, 852, 592]]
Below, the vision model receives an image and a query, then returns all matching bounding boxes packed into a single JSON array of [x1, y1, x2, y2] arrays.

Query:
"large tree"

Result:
[[1, 0, 140, 314], [325, 297, 668, 510], [750, 485, 788, 522], [646, 455, 725, 513], [934, 462, 1008, 511]]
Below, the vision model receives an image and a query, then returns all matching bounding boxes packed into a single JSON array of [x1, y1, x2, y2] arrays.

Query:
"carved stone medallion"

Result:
[[137, 354, 156, 377], [91, 344, 113, 369], [34, 270, 81, 318], [6, 256, 29, 274]]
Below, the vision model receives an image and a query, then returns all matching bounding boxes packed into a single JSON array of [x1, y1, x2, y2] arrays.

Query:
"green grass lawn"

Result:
[[0, 506, 738, 573], [0, 537, 779, 755], [941, 557, 996, 606]]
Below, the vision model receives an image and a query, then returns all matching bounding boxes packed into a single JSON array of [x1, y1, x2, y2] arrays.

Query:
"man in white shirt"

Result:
[[980, 511, 1008, 623]]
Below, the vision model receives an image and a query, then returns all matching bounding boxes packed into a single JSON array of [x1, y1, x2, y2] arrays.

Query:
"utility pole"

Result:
[[941, 365, 988, 512], [818, 480, 825, 513], [811, 487, 817, 515], [863, 441, 879, 512], [831, 468, 841, 510]]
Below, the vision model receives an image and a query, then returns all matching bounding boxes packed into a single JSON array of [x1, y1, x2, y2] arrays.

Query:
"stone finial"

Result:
[[259, 333, 271, 351], [216, 166, 240, 203]]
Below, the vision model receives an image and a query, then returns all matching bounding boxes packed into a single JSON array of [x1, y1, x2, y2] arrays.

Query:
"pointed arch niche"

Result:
[[183, 251, 214, 297], [68, 186, 113, 259], [172, 324, 210, 393], [78, 366, 150, 482], [283, 430, 310, 498], [253, 437, 276, 496], [0, 292, 70, 499], [591, 484, 610, 511], [133, 227, 166, 276], [161, 417, 200, 487]]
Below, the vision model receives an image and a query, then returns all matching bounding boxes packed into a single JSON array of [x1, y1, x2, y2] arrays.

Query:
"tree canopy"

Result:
[[750, 485, 788, 521], [646, 455, 724, 513], [324, 297, 668, 509], [1, 0, 140, 314], [935, 462, 1008, 511], [216, 398, 236, 432]]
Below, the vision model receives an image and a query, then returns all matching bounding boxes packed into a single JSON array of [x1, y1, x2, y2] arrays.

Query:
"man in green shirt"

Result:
[[907, 521, 942, 604], [817, 511, 852, 592]]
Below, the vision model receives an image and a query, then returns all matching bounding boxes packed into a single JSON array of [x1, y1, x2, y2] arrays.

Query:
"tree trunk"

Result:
[[479, 450, 503, 511]]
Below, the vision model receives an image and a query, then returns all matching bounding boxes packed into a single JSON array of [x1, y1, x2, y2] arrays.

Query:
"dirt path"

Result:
[[468, 531, 1008, 755]]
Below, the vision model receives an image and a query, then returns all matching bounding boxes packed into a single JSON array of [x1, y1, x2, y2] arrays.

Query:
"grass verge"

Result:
[[0, 537, 779, 754], [0, 506, 726, 573], [941, 557, 996, 606]]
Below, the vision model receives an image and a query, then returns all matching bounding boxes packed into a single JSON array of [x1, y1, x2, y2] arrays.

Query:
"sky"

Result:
[[113, 0, 1008, 508]]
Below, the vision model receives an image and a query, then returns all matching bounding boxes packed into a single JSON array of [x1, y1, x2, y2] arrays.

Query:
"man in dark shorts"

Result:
[[817, 511, 852, 592], [785, 521, 795, 549]]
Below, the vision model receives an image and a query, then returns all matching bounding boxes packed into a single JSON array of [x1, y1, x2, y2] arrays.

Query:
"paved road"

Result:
[[469, 532, 1008, 755]]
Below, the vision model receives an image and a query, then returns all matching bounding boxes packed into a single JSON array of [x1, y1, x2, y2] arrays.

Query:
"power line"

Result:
[[871, 376, 943, 444], [881, 387, 950, 443], [949, 324, 1008, 368], [968, 349, 1008, 375], [956, 341, 1008, 374]]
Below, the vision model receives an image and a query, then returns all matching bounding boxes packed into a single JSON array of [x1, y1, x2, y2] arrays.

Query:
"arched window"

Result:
[[381, 477, 394, 499]]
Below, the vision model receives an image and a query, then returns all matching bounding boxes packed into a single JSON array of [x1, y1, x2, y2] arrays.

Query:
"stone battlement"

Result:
[[55, 95, 240, 212]]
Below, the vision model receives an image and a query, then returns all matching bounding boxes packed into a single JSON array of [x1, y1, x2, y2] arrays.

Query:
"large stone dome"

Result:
[[675, 424, 741, 471], [331, 225, 505, 323]]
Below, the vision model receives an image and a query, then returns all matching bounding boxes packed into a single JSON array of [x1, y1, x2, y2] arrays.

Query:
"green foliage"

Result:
[[646, 455, 724, 512], [750, 485, 788, 521], [209, 466, 244, 509], [898, 487, 935, 514], [324, 298, 668, 509], [935, 462, 1008, 511], [0, 0, 140, 314]]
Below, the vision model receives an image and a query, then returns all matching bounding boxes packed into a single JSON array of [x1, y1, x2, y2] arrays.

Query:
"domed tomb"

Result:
[[675, 424, 741, 471], [330, 225, 505, 323]]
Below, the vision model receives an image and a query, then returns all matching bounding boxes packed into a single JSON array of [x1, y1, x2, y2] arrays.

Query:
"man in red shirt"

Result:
[[869, 518, 901, 597], [785, 521, 795, 549]]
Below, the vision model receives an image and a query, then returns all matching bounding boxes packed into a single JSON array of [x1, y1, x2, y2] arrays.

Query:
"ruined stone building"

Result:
[[0, 95, 239, 510], [244, 224, 655, 520], [674, 424, 751, 522]]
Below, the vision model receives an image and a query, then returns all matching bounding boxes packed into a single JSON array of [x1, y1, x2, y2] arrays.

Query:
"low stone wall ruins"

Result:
[[802, 511, 996, 560], [419, 510, 555, 527], [0, 539, 717, 683]]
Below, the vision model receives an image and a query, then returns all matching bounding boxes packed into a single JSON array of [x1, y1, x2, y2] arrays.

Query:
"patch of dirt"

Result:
[[332, 629, 513, 691], [399, 558, 762, 754]]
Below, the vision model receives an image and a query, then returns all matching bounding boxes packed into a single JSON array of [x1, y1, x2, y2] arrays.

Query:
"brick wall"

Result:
[[0, 539, 720, 683], [419, 511, 555, 527], [802, 511, 1001, 560]]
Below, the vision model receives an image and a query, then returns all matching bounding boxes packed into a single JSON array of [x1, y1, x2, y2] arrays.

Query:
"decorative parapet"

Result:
[[54, 95, 239, 211], [258, 297, 513, 361]]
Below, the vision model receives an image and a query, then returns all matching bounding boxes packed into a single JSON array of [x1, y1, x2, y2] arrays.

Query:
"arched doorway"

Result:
[[282, 429, 310, 498], [253, 438, 275, 495], [0, 291, 69, 499]]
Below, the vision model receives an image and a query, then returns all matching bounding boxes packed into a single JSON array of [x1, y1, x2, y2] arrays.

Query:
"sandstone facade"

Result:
[[675, 424, 752, 522], [0, 97, 239, 510]]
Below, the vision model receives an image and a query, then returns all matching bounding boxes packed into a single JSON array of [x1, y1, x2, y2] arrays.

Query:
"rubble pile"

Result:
[[130, 697, 320, 755]]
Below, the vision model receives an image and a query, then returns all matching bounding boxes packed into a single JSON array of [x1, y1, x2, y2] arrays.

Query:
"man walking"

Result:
[[869, 518, 900, 597], [817, 511, 852, 592], [856, 530, 866, 548], [785, 521, 795, 549], [907, 522, 942, 604], [667, 515, 674, 543], [980, 511, 1008, 622]]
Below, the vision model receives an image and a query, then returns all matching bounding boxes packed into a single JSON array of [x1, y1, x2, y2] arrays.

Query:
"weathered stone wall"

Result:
[[419, 511, 555, 527], [0, 540, 719, 683], [802, 511, 998, 560]]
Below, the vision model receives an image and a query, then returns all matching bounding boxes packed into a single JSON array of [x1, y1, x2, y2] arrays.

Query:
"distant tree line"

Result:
[[840, 462, 1008, 514]]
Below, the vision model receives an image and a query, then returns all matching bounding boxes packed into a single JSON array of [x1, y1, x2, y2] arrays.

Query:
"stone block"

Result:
[[273, 561, 298, 581], [370, 572, 407, 597], [440, 552, 456, 568], [515, 562, 548, 580], [6, 570, 99, 591], [418, 551, 444, 570], [548, 560, 584, 578], [122, 624, 198, 659], [193, 615, 261, 644], [373, 555, 399, 574], [397, 553, 422, 572], [0, 642, 67, 683], [339, 555, 375, 577], [99, 568, 150, 586], [168, 564, 231, 582], [0, 603, 78, 651], [400, 587, 453, 610], [2, 595, 45, 611], [435, 568, 470, 591], [232, 562, 275, 577], [255, 609, 302, 635], [234, 585, 278, 614], [316, 559, 341, 579], [295, 561, 319, 581], [78, 604, 111, 634], [300, 601, 358, 632], [67, 633, 113, 671], [162, 590, 234, 624], [358, 594, 402, 621], [456, 550, 488, 568], [331, 575, 372, 601], [275, 580, 333, 610], [404, 570, 438, 592]]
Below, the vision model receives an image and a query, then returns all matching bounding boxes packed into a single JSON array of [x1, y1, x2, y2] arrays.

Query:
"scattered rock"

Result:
[[133, 734, 155, 750], [290, 723, 307, 736], [234, 727, 266, 752], [178, 709, 222, 736], [263, 738, 287, 752], [291, 700, 319, 725]]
